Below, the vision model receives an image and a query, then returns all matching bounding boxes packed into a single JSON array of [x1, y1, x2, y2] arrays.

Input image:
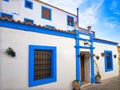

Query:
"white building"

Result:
[[0, 0, 119, 90]]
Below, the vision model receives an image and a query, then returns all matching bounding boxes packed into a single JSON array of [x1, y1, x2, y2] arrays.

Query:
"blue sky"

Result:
[[42, 0, 120, 45]]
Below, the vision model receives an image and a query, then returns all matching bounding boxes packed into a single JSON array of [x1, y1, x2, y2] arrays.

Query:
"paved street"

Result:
[[81, 76, 120, 90]]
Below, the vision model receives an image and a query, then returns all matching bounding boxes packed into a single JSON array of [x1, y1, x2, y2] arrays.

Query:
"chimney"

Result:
[[87, 26, 91, 33]]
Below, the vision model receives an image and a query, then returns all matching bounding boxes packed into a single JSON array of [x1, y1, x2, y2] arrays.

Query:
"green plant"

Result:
[[94, 61, 101, 83], [6, 47, 16, 57]]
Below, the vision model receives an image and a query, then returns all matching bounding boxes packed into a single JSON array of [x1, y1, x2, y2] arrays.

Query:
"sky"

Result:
[[42, 0, 120, 45]]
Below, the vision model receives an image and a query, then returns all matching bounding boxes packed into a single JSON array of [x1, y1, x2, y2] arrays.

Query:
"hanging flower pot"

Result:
[[6, 47, 16, 57], [101, 52, 104, 57], [114, 54, 117, 58], [84, 40, 89, 45], [96, 56, 99, 60]]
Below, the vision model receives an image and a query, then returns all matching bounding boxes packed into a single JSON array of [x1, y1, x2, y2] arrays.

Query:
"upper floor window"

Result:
[[24, 18, 34, 24], [25, 0, 33, 9], [41, 6, 52, 21], [0, 12, 13, 20], [104, 50, 113, 72], [3, 0, 9, 2], [29, 45, 57, 87], [67, 15, 74, 27]]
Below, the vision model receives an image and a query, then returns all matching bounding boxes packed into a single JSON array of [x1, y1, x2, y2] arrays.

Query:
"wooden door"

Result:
[[81, 55, 85, 81]]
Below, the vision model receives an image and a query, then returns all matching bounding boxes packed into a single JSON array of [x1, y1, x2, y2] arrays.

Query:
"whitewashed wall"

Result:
[[0, 27, 76, 90], [1, 0, 77, 31], [94, 42, 119, 80]]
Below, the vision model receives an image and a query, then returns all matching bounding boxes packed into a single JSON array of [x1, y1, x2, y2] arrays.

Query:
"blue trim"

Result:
[[0, 20, 75, 38], [3, 0, 9, 2], [0, 12, 13, 19], [41, 6, 52, 21], [90, 34, 95, 84], [75, 30, 81, 85], [25, 0, 33, 9], [75, 30, 95, 85], [24, 18, 34, 24], [75, 46, 95, 49], [29, 45, 57, 87], [104, 50, 113, 72], [77, 30, 91, 36], [76, 37, 90, 41], [67, 15, 74, 27], [11, 12, 19, 16], [46, 25, 55, 29], [93, 39, 118, 46]]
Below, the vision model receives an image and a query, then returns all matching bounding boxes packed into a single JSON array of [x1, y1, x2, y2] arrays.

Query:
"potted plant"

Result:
[[6, 47, 16, 57], [95, 71, 101, 83], [94, 61, 102, 83], [73, 80, 80, 90], [84, 40, 89, 45]]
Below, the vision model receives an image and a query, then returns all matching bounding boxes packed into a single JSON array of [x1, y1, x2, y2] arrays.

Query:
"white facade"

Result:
[[1, 0, 77, 31], [94, 42, 119, 80], [0, 27, 76, 90], [0, 0, 119, 90]]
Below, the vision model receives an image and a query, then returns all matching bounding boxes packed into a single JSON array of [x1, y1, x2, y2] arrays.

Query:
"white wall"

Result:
[[1, 0, 77, 31], [94, 42, 119, 80], [0, 27, 76, 90]]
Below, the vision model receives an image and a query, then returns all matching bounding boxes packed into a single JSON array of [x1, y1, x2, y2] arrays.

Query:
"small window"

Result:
[[3, 0, 9, 2], [41, 6, 52, 20], [24, 18, 34, 24], [29, 45, 57, 87], [104, 50, 113, 72], [0, 12, 13, 20], [67, 15, 74, 27], [46, 25, 55, 29], [25, 0, 33, 9]]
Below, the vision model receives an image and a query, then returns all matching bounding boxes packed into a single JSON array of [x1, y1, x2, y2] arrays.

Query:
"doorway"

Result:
[[80, 51, 90, 85]]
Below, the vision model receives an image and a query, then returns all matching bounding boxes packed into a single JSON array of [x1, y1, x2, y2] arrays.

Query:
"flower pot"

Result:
[[73, 80, 80, 90], [101, 53, 104, 57]]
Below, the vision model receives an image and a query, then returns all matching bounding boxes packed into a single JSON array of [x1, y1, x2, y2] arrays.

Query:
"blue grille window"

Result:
[[41, 6, 52, 20], [29, 45, 57, 87], [24, 18, 34, 24], [67, 15, 74, 27], [25, 0, 33, 9], [104, 50, 113, 72], [0, 12, 13, 20]]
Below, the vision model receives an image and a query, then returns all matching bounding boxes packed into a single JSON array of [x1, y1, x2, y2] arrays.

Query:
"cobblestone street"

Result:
[[81, 76, 120, 90]]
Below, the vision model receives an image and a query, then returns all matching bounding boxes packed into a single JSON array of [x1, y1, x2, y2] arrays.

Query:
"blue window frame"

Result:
[[25, 0, 33, 9], [0, 12, 13, 19], [41, 6, 52, 21], [104, 50, 113, 72], [3, 0, 9, 2], [24, 18, 34, 24], [29, 45, 57, 87], [67, 15, 74, 27], [46, 25, 55, 29]]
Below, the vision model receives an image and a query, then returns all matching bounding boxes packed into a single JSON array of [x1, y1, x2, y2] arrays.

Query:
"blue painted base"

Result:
[[80, 80, 82, 86], [91, 77, 95, 84]]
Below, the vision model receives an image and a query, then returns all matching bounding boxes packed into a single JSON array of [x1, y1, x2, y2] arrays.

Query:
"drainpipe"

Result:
[[77, 8, 79, 28]]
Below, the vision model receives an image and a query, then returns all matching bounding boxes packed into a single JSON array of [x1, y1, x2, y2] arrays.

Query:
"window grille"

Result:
[[34, 50, 51, 80]]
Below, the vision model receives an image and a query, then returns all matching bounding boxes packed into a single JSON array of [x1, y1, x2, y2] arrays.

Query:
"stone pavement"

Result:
[[81, 76, 120, 90]]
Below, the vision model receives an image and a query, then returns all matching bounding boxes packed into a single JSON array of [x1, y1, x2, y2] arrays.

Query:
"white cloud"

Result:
[[78, 0, 104, 28]]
